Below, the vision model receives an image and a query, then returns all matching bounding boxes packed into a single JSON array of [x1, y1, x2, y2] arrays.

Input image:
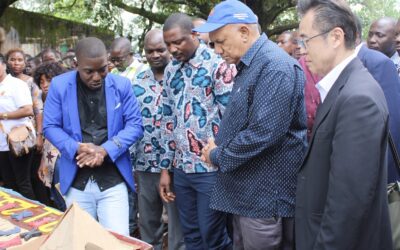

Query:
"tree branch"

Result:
[[267, 22, 299, 36], [110, 0, 169, 24]]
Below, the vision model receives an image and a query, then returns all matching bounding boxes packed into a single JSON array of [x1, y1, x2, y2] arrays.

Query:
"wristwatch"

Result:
[[2, 113, 7, 120]]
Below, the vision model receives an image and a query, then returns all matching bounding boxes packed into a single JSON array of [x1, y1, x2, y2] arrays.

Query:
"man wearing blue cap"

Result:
[[159, 12, 235, 250], [198, 0, 307, 249]]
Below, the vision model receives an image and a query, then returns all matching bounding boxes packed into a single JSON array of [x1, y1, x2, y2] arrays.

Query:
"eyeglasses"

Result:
[[109, 53, 130, 63], [297, 29, 332, 49]]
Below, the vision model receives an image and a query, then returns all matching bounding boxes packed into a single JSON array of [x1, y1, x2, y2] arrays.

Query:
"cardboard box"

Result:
[[10, 203, 153, 250]]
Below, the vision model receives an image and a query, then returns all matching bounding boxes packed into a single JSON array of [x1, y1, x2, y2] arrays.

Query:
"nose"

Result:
[[41, 82, 48, 90], [213, 44, 223, 55], [396, 34, 400, 43], [168, 45, 178, 54], [151, 51, 160, 59], [368, 35, 377, 44], [92, 72, 101, 82]]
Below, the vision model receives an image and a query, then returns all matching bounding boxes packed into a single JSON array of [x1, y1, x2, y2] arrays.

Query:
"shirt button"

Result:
[[90, 101, 94, 104], [93, 135, 97, 139], [91, 120, 95, 123]]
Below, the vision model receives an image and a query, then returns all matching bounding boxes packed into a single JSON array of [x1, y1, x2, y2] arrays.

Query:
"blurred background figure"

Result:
[[40, 48, 62, 64], [192, 17, 210, 46], [34, 61, 67, 211], [6, 48, 50, 205], [0, 53, 36, 200], [367, 17, 400, 70], [276, 30, 303, 60], [26, 56, 42, 76]]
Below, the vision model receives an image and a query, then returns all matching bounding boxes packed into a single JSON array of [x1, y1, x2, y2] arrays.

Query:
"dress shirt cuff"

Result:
[[210, 147, 220, 167]]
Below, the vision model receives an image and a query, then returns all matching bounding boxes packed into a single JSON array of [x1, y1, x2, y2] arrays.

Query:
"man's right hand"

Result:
[[76, 143, 95, 167], [159, 169, 176, 203]]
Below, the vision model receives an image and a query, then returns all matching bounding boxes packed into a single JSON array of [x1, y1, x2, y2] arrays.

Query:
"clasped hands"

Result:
[[201, 138, 217, 165], [76, 143, 108, 168]]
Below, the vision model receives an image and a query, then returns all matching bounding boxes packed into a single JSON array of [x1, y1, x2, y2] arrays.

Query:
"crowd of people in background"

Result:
[[0, 0, 400, 249]]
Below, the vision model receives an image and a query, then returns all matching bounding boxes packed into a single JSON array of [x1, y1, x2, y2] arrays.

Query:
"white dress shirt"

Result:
[[316, 52, 357, 102]]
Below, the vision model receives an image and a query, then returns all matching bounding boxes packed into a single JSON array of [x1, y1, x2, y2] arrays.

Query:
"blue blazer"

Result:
[[43, 71, 143, 194], [358, 44, 400, 183]]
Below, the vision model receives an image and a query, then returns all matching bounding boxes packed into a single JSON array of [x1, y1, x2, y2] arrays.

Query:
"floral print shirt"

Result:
[[160, 43, 236, 173]]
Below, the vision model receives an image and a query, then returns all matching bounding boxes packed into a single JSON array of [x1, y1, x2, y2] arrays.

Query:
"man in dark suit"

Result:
[[355, 17, 400, 183], [295, 0, 393, 249]]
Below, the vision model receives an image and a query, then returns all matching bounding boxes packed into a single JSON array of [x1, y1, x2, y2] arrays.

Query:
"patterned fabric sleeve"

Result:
[[39, 139, 60, 187], [159, 67, 176, 170], [213, 61, 236, 115]]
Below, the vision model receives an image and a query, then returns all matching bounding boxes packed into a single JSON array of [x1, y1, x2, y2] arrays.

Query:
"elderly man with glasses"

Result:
[[295, 0, 392, 249], [110, 37, 147, 82]]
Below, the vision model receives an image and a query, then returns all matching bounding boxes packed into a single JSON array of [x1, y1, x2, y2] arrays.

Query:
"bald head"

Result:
[[368, 17, 397, 57], [373, 17, 397, 29], [75, 37, 107, 61], [109, 37, 133, 72], [192, 17, 210, 45], [110, 37, 131, 54], [144, 29, 164, 45], [192, 18, 206, 28]]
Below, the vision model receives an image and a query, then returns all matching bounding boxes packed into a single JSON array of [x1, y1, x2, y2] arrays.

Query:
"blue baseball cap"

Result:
[[193, 0, 258, 33]]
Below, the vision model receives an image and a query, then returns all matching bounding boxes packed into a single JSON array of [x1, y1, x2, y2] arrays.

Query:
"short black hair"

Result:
[[75, 37, 107, 61], [40, 48, 62, 61], [33, 62, 66, 88], [163, 13, 194, 34], [355, 15, 362, 40], [297, 0, 357, 49]]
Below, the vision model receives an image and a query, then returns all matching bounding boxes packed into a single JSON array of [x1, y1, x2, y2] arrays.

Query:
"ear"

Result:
[[238, 25, 251, 43], [190, 31, 199, 41], [331, 27, 346, 49]]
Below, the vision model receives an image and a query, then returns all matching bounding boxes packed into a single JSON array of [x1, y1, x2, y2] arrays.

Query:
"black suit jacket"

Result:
[[295, 58, 393, 250], [357, 44, 400, 183]]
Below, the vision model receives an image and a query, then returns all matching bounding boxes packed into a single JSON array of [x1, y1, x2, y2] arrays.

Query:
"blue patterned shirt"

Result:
[[160, 43, 235, 173], [131, 69, 165, 173], [210, 34, 307, 218]]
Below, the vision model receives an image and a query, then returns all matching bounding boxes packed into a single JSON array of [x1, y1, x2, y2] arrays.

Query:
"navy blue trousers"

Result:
[[174, 168, 231, 250]]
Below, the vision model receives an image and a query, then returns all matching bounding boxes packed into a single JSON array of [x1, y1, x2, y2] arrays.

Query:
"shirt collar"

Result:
[[125, 59, 141, 72], [239, 33, 268, 67], [111, 59, 140, 75], [317, 51, 356, 102], [355, 43, 363, 54], [390, 51, 400, 65]]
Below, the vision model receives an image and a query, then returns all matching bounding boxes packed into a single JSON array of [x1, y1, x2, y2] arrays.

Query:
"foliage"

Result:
[[8, 0, 400, 51], [348, 0, 400, 39]]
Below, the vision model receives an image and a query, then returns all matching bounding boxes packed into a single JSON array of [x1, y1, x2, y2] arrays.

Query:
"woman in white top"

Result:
[[0, 54, 36, 200]]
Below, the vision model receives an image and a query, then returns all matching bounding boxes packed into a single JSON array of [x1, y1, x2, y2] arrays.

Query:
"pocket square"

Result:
[[115, 103, 121, 109]]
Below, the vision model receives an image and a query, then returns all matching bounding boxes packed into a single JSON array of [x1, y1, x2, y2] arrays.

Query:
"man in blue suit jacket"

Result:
[[355, 18, 400, 183], [43, 37, 143, 235]]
